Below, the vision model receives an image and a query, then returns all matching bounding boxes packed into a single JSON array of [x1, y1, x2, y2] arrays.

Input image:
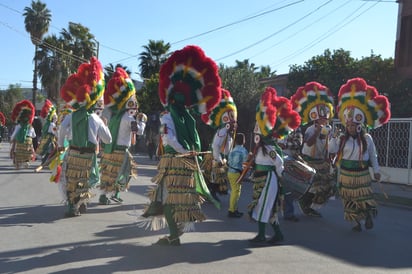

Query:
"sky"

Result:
[[0, 0, 400, 89]]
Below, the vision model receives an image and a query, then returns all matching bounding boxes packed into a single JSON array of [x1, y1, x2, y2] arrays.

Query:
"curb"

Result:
[[374, 193, 412, 210]]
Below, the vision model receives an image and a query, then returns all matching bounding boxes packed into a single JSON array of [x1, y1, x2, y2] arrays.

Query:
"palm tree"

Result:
[[138, 40, 171, 79], [37, 34, 65, 103], [23, 0, 51, 108], [37, 22, 98, 104]]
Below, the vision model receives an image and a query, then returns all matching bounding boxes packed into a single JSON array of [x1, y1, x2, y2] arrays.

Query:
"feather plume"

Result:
[[159, 45, 221, 114], [11, 100, 35, 124]]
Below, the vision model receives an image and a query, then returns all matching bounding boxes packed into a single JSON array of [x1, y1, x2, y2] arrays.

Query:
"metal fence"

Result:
[[331, 118, 412, 185]]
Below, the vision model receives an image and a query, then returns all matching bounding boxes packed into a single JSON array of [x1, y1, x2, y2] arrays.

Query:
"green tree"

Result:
[[218, 63, 263, 149], [0, 85, 24, 126], [37, 22, 98, 105], [136, 74, 163, 114], [287, 49, 410, 117], [23, 0, 52, 107], [287, 49, 356, 98], [36, 34, 64, 103], [138, 40, 171, 79]]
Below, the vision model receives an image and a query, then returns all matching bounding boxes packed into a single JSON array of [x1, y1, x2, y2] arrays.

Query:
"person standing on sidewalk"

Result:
[[248, 87, 301, 245], [227, 132, 248, 218], [58, 57, 112, 217], [291, 81, 336, 218], [140, 45, 221, 246], [329, 77, 390, 232]]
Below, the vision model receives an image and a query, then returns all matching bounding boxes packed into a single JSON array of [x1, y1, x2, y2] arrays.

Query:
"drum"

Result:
[[282, 156, 316, 200]]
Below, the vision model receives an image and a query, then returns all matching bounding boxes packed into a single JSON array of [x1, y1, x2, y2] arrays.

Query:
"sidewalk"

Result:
[[372, 181, 412, 209]]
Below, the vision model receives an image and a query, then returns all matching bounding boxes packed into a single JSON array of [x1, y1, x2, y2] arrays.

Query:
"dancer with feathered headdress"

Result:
[[10, 100, 36, 169], [200, 88, 238, 204], [329, 77, 390, 232], [58, 57, 112, 217], [36, 99, 58, 168], [140, 45, 221, 246], [291, 81, 336, 217], [98, 67, 145, 205], [248, 87, 301, 245]]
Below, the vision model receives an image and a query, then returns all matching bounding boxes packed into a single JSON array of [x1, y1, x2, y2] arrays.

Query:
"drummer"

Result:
[[290, 81, 336, 218], [278, 128, 303, 222]]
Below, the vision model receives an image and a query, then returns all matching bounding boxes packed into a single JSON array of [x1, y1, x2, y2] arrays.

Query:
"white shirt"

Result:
[[11, 124, 36, 140], [329, 133, 380, 173], [301, 125, 328, 159], [116, 112, 145, 147], [211, 126, 234, 162], [255, 144, 284, 176], [160, 112, 188, 154], [58, 112, 112, 147]]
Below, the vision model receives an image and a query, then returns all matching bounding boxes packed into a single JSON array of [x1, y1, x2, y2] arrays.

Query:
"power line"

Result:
[[247, 0, 352, 60], [270, 0, 381, 69], [215, 0, 334, 62], [170, 0, 304, 45]]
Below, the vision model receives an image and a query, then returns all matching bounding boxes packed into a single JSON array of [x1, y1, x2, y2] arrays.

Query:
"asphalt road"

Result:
[[1, 142, 412, 274]]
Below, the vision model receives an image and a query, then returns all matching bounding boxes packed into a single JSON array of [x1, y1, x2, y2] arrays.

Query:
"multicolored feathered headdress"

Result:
[[0, 112, 5, 126], [105, 67, 137, 112], [201, 88, 237, 128], [40, 99, 57, 122], [11, 100, 35, 124], [57, 104, 73, 125], [291, 81, 335, 125], [60, 57, 105, 110], [255, 87, 301, 140], [159, 45, 221, 114], [337, 77, 390, 129]]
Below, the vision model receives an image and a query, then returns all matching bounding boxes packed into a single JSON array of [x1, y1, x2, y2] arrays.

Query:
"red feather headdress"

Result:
[[11, 100, 35, 124], [60, 57, 105, 110], [201, 88, 237, 128], [337, 77, 390, 129], [291, 81, 335, 125], [40, 99, 57, 122], [159, 45, 221, 114], [255, 87, 301, 140], [105, 67, 136, 112]]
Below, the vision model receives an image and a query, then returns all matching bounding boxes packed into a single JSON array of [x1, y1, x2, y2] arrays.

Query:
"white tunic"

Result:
[[58, 112, 112, 147], [251, 144, 284, 223], [329, 133, 380, 173], [211, 126, 234, 162]]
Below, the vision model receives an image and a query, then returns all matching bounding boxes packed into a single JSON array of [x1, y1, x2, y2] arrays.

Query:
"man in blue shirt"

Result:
[[227, 133, 249, 218]]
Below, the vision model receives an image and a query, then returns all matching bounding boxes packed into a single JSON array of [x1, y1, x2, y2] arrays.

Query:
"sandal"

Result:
[[248, 235, 267, 246], [154, 236, 181, 246]]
